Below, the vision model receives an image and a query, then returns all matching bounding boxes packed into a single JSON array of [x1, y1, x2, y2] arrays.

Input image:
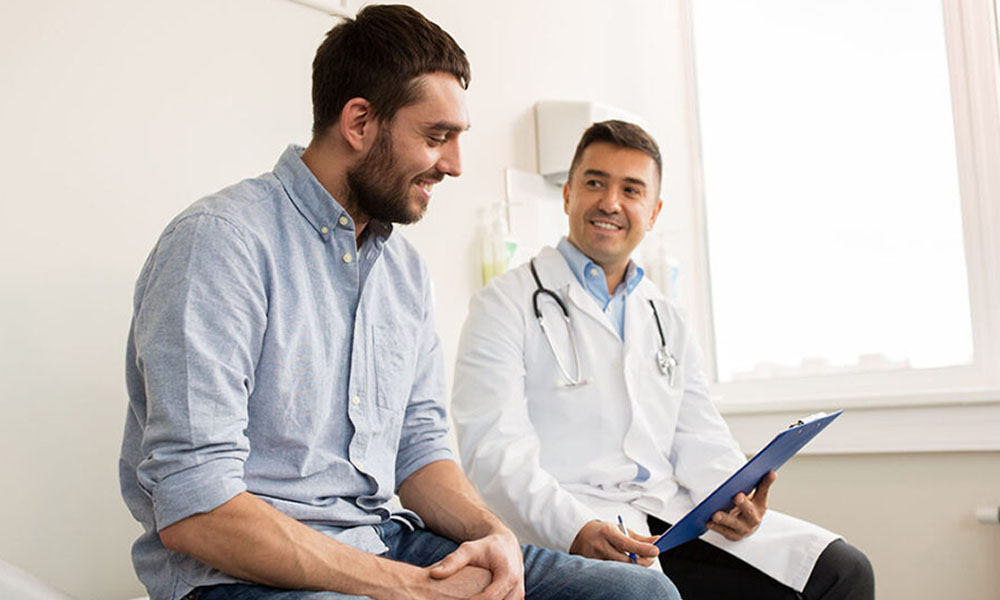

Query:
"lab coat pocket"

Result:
[[373, 323, 417, 410], [645, 359, 685, 425]]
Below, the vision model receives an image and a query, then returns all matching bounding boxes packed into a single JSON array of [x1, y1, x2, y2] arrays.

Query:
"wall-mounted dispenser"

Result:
[[534, 100, 648, 186]]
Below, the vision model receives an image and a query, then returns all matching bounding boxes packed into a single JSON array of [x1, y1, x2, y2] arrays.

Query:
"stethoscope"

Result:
[[529, 258, 679, 388]]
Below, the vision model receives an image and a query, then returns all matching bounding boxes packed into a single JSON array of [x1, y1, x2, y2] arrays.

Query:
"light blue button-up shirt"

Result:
[[119, 146, 453, 600], [556, 237, 644, 340], [554, 238, 651, 482]]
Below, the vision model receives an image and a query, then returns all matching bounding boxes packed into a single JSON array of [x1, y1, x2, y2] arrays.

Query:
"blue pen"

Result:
[[616, 515, 638, 563]]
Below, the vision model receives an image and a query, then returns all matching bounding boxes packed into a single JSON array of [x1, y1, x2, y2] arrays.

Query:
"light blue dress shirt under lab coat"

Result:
[[555, 236, 644, 341], [554, 237, 651, 482], [119, 145, 454, 600]]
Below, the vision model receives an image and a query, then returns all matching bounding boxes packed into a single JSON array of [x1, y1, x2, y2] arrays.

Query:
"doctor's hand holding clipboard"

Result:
[[654, 410, 843, 553], [598, 472, 777, 566], [704, 471, 777, 541], [592, 472, 777, 567]]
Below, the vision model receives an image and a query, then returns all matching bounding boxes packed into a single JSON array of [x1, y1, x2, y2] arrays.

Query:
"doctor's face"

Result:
[[563, 142, 662, 275]]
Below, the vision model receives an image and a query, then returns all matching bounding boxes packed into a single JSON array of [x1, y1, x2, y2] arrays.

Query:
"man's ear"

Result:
[[562, 182, 571, 215], [338, 97, 376, 152], [648, 198, 664, 231]]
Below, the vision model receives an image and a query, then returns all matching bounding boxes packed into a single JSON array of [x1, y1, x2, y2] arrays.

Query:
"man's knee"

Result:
[[806, 539, 875, 600], [629, 567, 682, 600], [586, 563, 680, 600], [838, 543, 875, 598], [523, 545, 680, 600]]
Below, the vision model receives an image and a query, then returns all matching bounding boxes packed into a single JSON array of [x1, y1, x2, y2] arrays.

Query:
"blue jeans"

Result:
[[189, 520, 679, 600]]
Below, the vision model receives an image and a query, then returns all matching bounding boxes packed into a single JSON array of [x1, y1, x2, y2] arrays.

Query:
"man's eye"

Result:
[[585, 179, 603, 188], [427, 135, 447, 145]]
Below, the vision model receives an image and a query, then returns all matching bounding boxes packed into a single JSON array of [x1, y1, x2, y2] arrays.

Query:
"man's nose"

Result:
[[596, 186, 622, 212], [438, 139, 462, 177]]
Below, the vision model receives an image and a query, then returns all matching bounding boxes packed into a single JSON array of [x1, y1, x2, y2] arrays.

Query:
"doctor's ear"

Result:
[[338, 98, 376, 152], [647, 198, 664, 231], [562, 182, 572, 215]]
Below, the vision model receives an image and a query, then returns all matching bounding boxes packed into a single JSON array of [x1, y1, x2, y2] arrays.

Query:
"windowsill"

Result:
[[716, 387, 1000, 455], [717, 386, 1000, 415]]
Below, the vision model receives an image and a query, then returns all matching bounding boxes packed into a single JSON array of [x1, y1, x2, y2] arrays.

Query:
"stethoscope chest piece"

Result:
[[656, 345, 677, 385], [649, 299, 678, 386]]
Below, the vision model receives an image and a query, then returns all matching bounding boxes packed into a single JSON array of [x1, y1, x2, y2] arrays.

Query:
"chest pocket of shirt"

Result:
[[373, 323, 417, 410]]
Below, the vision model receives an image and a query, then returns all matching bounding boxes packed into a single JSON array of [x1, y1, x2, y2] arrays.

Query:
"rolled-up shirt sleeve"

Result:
[[131, 214, 267, 530], [395, 273, 455, 487]]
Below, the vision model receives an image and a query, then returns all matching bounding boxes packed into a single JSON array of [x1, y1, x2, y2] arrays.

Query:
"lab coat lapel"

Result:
[[621, 284, 663, 436], [624, 284, 659, 365], [533, 247, 620, 341], [564, 284, 621, 340]]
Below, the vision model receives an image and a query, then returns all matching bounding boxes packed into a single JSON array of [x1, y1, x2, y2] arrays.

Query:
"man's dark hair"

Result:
[[568, 120, 663, 189], [311, 4, 471, 136]]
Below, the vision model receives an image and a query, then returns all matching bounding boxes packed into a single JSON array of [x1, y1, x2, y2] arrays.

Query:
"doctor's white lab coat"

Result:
[[452, 246, 838, 592]]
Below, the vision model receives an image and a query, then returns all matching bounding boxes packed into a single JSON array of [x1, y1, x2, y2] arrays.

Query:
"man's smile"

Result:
[[589, 217, 625, 232], [414, 172, 444, 199]]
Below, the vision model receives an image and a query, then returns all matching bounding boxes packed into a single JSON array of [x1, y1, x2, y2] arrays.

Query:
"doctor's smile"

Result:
[[588, 214, 626, 232]]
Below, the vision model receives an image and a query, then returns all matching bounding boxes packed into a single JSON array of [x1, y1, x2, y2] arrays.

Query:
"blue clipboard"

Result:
[[654, 410, 843, 552]]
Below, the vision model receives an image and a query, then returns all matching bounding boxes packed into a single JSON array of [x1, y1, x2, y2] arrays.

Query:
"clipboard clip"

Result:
[[788, 412, 829, 429]]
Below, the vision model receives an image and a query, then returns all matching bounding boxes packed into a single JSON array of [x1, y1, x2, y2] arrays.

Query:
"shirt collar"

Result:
[[624, 261, 644, 294], [555, 236, 644, 300], [273, 144, 394, 245]]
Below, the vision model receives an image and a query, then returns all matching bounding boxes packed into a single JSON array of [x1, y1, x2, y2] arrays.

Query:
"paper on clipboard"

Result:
[[654, 410, 843, 552]]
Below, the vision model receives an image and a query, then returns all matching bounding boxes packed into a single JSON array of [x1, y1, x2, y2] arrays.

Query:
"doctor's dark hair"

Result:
[[568, 120, 663, 188], [311, 4, 471, 137]]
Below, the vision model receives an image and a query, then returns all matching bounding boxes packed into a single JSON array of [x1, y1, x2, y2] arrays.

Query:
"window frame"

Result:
[[680, 0, 1000, 453]]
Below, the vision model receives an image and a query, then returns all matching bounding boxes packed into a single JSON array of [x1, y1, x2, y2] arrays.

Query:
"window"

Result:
[[681, 0, 1000, 451], [694, 0, 973, 383]]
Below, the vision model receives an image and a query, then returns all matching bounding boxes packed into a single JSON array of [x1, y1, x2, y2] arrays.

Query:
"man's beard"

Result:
[[346, 127, 438, 225]]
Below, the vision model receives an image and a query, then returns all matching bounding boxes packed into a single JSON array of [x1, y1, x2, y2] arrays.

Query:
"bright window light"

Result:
[[693, 0, 974, 382]]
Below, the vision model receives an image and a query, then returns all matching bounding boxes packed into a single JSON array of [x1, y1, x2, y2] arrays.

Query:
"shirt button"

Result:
[[320, 226, 329, 235], [589, 268, 599, 277], [343, 253, 354, 264], [339, 216, 349, 226], [351, 395, 361, 406]]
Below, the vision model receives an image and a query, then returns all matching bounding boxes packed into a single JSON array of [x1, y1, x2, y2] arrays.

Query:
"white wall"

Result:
[[775, 452, 1000, 600], [396, 0, 698, 377], [0, 1, 997, 600], [0, 2, 335, 599]]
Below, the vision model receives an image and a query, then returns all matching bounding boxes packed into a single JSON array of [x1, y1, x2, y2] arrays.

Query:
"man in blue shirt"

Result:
[[119, 5, 679, 600]]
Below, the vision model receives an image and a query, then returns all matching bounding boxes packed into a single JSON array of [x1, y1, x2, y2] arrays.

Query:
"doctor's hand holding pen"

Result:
[[706, 470, 777, 542], [569, 519, 660, 567]]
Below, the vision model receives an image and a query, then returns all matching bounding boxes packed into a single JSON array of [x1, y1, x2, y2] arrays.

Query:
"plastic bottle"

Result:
[[481, 203, 517, 284]]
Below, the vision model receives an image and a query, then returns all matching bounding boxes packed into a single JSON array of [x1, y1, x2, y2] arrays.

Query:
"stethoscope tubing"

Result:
[[530, 259, 585, 386], [529, 258, 678, 388]]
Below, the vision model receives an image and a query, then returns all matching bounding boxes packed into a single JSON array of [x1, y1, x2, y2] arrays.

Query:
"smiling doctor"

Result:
[[452, 120, 874, 599]]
